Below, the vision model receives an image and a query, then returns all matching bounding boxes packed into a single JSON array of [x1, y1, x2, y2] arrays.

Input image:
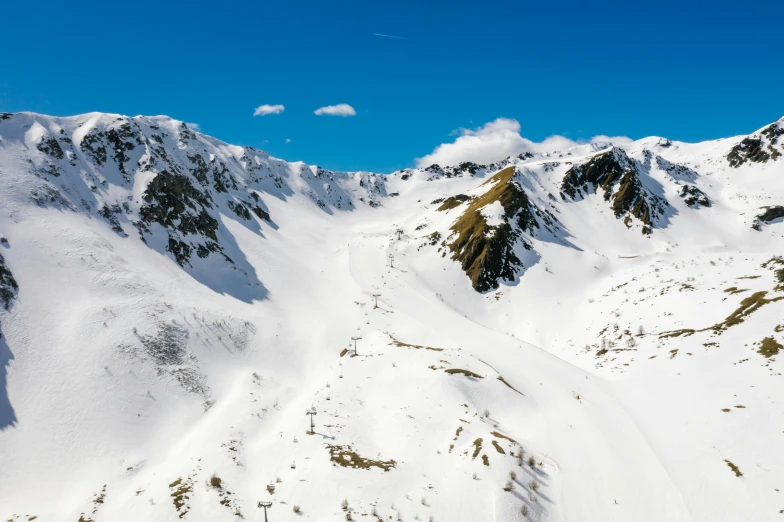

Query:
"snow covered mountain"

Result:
[[1, 111, 783, 522]]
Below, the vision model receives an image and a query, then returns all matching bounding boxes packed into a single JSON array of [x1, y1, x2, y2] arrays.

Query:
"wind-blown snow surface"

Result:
[[1, 111, 783, 521]]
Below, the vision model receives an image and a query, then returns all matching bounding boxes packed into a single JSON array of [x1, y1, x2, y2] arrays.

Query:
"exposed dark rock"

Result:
[[187, 154, 210, 186], [227, 200, 251, 220], [138, 170, 220, 266], [0, 253, 18, 311], [30, 185, 73, 209], [561, 148, 667, 234], [752, 206, 784, 230], [656, 156, 698, 180], [98, 204, 127, 236], [80, 128, 108, 166], [36, 136, 64, 160], [727, 124, 783, 167], [727, 137, 769, 167], [679, 185, 710, 208], [211, 158, 237, 193]]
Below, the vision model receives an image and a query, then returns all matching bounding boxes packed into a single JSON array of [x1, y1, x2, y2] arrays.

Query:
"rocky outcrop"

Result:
[[561, 148, 668, 234], [752, 206, 784, 230], [0, 253, 17, 312], [679, 185, 710, 208], [0, 113, 390, 274], [727, 122, 783, 167], [445, 167, 540, 292]]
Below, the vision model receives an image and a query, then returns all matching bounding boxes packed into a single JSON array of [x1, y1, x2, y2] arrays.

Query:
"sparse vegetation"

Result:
[[327, 445, 396, 471], [472, 438, 483, 458], [660, 290, 784, 339], [724, 459, 743, 477], [445, 166, 539, 292], [759, 337, 782, 358], [169, 477, 193, 518], [436, 194, 472, 211], [491, 431, 518, 444], [445, 368, 483, 379], [497, 376, 524, 395], [387, 333, 444, 351]]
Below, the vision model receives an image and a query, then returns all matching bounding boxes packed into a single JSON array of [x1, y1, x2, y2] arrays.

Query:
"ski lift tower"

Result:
[[351, 335, 362, 355], [306, 407, 317, 434], [257, 501, 272, 522]]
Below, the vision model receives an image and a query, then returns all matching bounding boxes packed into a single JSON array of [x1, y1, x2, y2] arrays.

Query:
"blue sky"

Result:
[[2, 0, 782, 172]]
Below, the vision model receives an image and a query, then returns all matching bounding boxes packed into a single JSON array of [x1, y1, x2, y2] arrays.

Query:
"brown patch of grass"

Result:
[[723, 287, 748, 294], [737, 275, 761, 280], [660, 329, 695, 338], [445, 368, 483, 379], [716, 291, 783, 331], [436, 194, 472, 211], [762, 256, 784, 290], [491, 440, 505, 454], [454, 426, 463, 440], [169, 478, 193, 518], [497, 376, 523, 395], [660, 291, 784, 339], [472, 438, 483, 459], [721, 408, 731, 412], [209, 475, 222, 488], [724, 459, 743, 477], [266, 484, 275, 494], [669, 349, 678, 359], [327, 445, 396, 471], [340, 348, 349, 357], [758, 336, 782, 358], [482, 454, 489, 466], [386, 333, 444, 351], [445, 166, 537, 292], [491, 431, 518, 445]]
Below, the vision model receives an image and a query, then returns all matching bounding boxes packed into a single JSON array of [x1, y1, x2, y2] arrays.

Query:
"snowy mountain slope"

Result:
[[0, 112, 783, 522]]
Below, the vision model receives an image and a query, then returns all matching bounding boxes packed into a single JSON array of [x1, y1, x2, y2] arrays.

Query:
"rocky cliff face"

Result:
[[0, 112, 389, 288], [560, 147, 668, 234]]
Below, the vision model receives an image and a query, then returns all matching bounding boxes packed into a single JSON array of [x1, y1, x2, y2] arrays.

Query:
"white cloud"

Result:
[[185, 122, 200, 131], [314, 104, 356, 117], [253, 104, 285, 116], [285, 138, 291, 143], [415, 118, 632, 167]]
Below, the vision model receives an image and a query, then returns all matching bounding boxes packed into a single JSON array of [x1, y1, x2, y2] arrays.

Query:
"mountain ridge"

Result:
[[1, 111, 783, 522]]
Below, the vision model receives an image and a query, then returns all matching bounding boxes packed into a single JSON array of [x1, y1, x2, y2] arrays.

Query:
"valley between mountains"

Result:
[[0, 111, 783, 521]]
